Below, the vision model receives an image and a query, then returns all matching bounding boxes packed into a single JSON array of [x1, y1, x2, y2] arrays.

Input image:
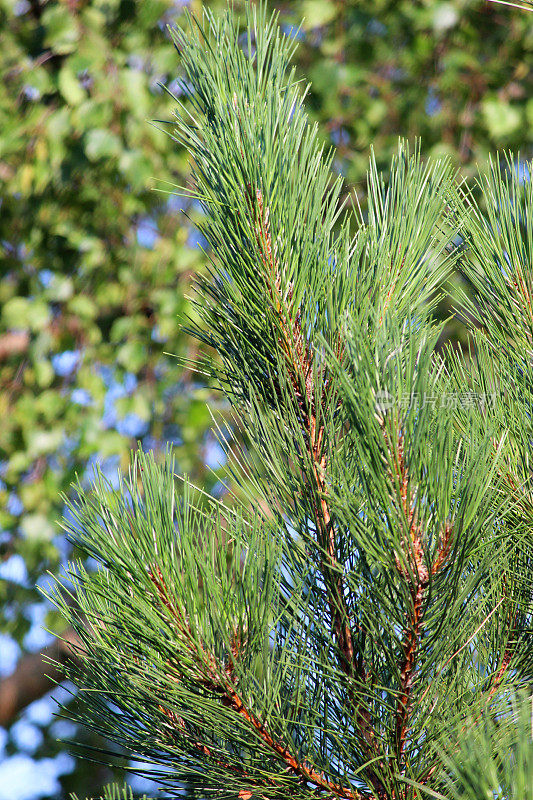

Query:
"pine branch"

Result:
[[252, 183, 356, 684], [386, 428, 454, 765], [46, 5, 533, 799], [237, 180, 392, 795]]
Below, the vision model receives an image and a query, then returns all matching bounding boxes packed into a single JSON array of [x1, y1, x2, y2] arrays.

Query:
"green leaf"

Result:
[[432, 3, 459, 34], [118, 150, 153, 190], [45, 274, 74, 302], [67, 295, 97, 319], [58, 67, 86, 106], [42, 6, 80, 55], [46, 107, 72, 142], [526, 97, 533, 127], [34, 360, 54, 388], [2, 296, 31, 328], [482, 98, 522, 139], [27, 429, 64, 458], [21, 513, 56, 541], [299, 0, 336, 28], [117, 341, 147, 372], [85, 129, 122, 161]]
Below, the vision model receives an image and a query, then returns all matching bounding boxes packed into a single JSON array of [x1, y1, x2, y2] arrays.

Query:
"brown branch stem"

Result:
[[389, 431, 453, 769], [247, 188, 391, 796], [251, 188, 356, 677], [149, 565, 366, 800]]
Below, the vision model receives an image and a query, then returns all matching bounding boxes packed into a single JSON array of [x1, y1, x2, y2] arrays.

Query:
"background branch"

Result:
[[0, 627, 84, 728]]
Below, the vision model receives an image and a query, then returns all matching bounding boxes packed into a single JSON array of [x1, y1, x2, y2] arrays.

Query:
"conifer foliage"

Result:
[[52, 4, 533, 798]]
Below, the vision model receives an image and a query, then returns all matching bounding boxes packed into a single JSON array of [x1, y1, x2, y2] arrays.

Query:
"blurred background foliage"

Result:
[[0, 0, 531, 797]]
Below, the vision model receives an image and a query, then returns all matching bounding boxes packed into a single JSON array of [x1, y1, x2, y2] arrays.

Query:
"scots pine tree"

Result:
[[52, 4, 533, 798]]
